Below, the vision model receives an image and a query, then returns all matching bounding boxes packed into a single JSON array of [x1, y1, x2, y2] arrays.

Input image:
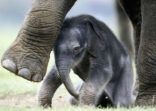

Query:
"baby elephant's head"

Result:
[[54, 22, 88, 98], [55, 26, 87, 68], [54, 15, 103, 98]]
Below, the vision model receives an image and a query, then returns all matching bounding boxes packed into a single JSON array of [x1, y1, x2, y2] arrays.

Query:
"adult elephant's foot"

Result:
[[135, 85, 156, 106], [1, 0, 76, 82], [135, 51, 156, 106], [1, 34, 51, 82], [135, 42, 156, 106]]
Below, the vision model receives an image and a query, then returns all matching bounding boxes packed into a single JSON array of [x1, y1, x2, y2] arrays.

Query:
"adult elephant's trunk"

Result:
[[56, 60, 79, 98]]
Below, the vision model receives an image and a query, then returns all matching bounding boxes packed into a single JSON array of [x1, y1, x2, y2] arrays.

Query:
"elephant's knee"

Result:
[[79, 83, 96, 106]]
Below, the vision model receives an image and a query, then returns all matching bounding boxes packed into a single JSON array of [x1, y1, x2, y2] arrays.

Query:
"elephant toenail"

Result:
[[32, 75, 43, 82], [18, 68, 31, 80], [1, 59, 17, 73]]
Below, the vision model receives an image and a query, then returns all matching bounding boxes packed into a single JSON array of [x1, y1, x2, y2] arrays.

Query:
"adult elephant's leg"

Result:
[[1, 0, 76, 82], [38, 65, 62, 108], [119, 0, 141, 56], [115, 1, 134, 58], [136, 0, 156, 106], [119, 0, 141, 105]]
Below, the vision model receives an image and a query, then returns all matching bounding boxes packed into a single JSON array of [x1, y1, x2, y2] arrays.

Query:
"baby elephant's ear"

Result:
[[86, 18, 105, 58]]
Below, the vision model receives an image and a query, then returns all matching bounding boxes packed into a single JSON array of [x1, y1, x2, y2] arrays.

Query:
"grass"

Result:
[[0, 106, 156, 111], [0, 27, 156, 110]]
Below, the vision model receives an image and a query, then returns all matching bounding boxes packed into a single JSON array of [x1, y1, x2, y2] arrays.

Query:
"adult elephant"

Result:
[[1, 0, 156, 106]]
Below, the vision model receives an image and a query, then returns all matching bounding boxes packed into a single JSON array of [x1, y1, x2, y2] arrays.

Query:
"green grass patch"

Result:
[[0, 68, 38, 97], [0, 106, 156, 111]]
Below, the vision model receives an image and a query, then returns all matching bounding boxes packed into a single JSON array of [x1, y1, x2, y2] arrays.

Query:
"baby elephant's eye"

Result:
[[73, 46, 82, 55], [74, 46, 80, 51]]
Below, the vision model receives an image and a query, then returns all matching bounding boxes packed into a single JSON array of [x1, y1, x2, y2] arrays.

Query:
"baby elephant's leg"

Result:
[[79, 82, 97, 106], [79, 64, 112, 106], [38, 65, 62, 108]]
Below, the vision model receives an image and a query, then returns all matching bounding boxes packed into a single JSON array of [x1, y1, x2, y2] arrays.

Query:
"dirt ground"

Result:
[[0, 93, 37, 108], [0, 86, 71, 108]]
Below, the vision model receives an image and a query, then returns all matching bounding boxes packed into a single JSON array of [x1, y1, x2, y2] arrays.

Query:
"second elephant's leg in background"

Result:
[[119, 0, 141, 57], [121, 0, 156, 106], [116, 1, 134, 58], [38, 65, 62, 108], [136, 0, 156, 106], [119, 0, 141, 105]]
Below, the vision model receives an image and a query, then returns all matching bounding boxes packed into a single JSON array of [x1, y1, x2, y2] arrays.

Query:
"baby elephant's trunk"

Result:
[[56, 61, 79, 99]]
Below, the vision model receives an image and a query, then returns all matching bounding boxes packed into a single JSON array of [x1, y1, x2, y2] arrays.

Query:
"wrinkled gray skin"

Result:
[[2, 0, 156, 106], [38, 15, 135, 108], [118, 0, 156, 106], [1, 0, 76, 82]]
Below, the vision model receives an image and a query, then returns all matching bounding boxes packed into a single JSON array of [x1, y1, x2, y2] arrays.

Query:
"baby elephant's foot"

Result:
[[1, 38, 51, 82], [69, 96, 79, 106], [38, 97, 52, 108]]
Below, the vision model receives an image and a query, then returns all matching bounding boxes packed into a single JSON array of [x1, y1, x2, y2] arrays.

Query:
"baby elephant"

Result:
[[38, 15, 135, 108]]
